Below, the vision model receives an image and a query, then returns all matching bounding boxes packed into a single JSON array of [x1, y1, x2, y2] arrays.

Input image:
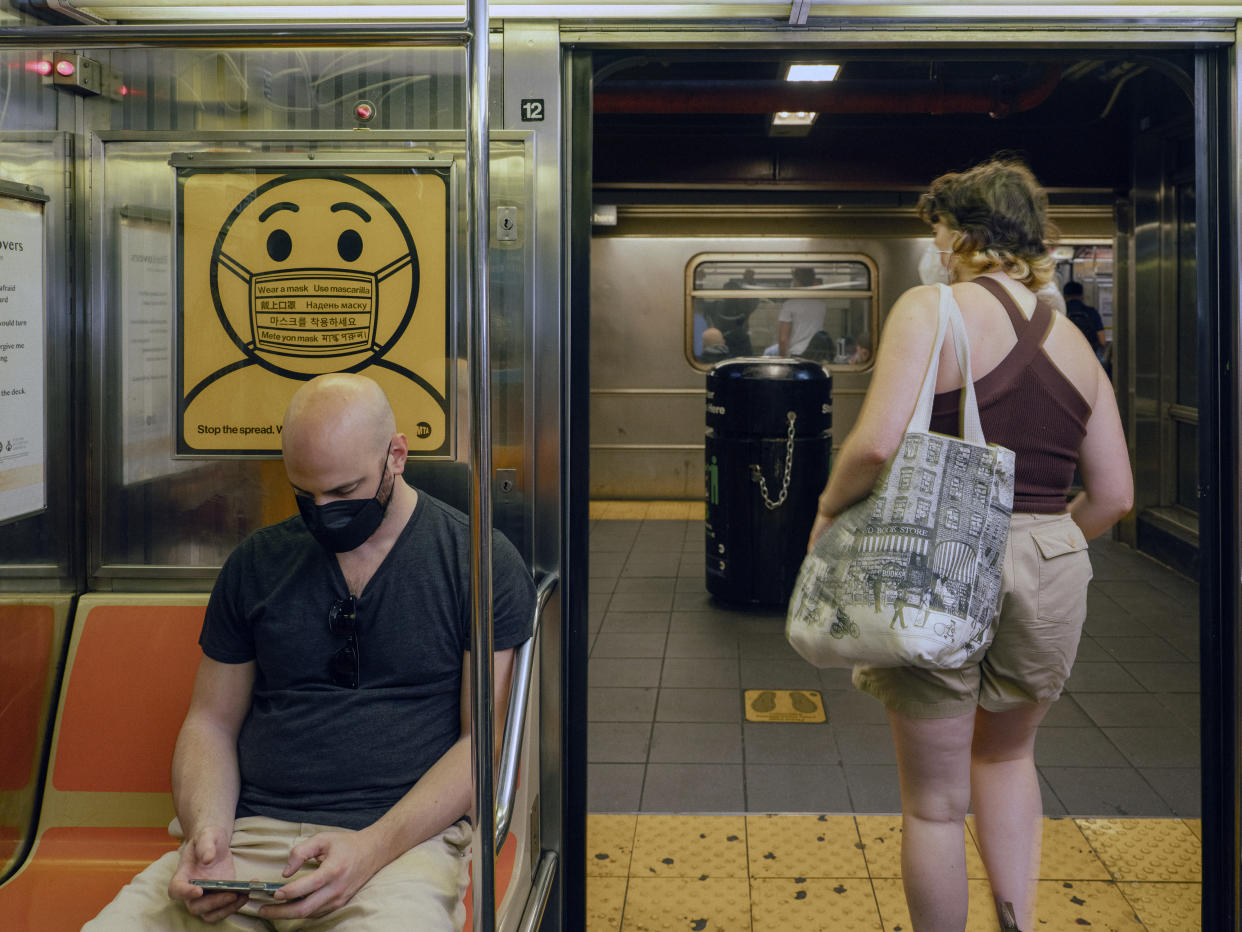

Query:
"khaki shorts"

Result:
[[853, 512, 1093, 719], [84, 815, 472, 931]]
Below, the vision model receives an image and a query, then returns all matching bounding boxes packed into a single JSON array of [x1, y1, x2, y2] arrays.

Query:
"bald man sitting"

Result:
[[86, 374, 535, 931]]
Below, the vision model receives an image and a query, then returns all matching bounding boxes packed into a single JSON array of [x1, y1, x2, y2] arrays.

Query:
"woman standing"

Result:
[[808, 158, 1132, 931]]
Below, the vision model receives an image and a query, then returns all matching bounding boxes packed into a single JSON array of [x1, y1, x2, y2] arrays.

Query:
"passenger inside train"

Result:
[[84, 374, 535, 930]]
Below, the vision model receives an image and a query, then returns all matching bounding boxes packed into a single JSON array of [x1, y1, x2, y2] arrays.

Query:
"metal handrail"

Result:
[[494, 573, 557, 852], [515, 851, 559, 932], [464, 0, 493, 928]]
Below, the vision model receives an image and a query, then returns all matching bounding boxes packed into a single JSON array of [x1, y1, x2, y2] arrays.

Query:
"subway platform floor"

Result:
[[584, 501, 1202, 931]]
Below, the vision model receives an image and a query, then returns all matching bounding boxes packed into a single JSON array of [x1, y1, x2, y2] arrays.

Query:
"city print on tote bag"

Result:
[[787, 284, 1015, 670]]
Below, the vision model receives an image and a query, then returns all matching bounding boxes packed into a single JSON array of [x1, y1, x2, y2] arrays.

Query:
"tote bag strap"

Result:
[[908, 286, 952, 432], [907, 284, 985, 443], [944, 290, 986, 445]]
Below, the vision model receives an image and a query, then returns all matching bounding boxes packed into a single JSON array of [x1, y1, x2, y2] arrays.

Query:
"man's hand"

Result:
[[168, 827, 246, 923], [259, 830, 383, 920]]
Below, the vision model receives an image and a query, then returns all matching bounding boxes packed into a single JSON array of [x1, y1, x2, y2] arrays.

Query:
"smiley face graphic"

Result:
[[209, 172, 420, 379]]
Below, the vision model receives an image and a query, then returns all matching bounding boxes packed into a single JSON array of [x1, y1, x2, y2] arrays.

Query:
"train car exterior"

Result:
[[0, 4, 1238, 931], [589, 214, 1113, 500]]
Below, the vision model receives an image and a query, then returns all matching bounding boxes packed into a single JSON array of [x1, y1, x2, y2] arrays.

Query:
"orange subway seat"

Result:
[[0, 598, 72, 883], [0, 596, 207, 930]]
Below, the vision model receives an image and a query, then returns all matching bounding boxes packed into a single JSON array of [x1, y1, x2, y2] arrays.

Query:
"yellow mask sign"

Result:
[[177, 168, 448, 455]]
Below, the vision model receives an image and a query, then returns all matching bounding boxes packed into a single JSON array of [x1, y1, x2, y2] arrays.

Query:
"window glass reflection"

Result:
[[688, 257, 874, 369]]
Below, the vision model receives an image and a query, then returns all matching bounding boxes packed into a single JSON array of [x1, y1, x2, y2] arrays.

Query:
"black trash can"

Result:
[[705, 358, 831, 606]]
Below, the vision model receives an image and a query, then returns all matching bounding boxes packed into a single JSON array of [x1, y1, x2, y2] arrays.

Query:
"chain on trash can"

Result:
[[750, 411, 797, 510], [705, 359, 831, 606]]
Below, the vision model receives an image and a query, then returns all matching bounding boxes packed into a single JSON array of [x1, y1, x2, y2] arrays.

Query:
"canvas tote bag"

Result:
[[786, 283, 1015, 670]]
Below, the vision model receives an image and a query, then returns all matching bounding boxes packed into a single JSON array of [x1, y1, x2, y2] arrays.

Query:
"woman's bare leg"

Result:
[[970, 703, 1051, 930], [888, 707, 977, 932]]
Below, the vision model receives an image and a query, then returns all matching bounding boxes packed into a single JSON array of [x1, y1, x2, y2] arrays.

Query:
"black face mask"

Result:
[[296, 451, 393, 553]]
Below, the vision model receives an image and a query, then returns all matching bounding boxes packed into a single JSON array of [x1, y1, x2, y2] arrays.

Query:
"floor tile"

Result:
[[648, 722, 743, 763], [599, 611, 670, 634], [1124, 661, 1200, 693], [607, 591, 675, 613], [742, 722, 838, 765], [589, 687, 658, 722], [1063, 661, 1146, 693], [1139, 767, 1201, 817], [590, 632, 668, 659], [833, 725, 898, 765], [660, 657, 740, 688], [666, 632, 739, 659], [1034, 879, 1146, 929], [584, 876, 625, 932], [621, 877, 751, 932], [588, 763, 645, 812], [737, 633, 806, 661], [612, 576, 678, 595], [1040, 766, 1173, 817], [1156, 692, 1200, 730], [629, 814, 748, 878], [590, 658, 664, 688], [1077, 818, 1201, 881], [1035, 726, 1129, 767], [622, 555, 682, 579], [843, 764, 902, 813], [641, 763, 745, 812], [1094, 635, 1184, 662], [740, 657, 823, 691], [656, 687, 742, 723], [751, 876, 884, 932], [820, 689, 890, 726], [1031, 817, 1111, 880], [746, 813, 868, 878], [745, 764, 853, 813], [586, 813, 637, 877], [589, 722, 653, 763], [1073, 691, 1175, 728], [1103, 726, 1199, 768], [1040, 693, 1094, 727], [1071, 636, 1113, 663], [1120, 881, 1203, 932]]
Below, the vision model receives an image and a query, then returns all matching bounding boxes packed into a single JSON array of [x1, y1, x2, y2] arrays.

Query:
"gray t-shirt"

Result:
[[200, 492, 535, 830]]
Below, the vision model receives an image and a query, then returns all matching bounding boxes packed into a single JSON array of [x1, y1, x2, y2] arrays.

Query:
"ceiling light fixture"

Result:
[[772, 111, 818, 126], [785, 64, 841, 82]]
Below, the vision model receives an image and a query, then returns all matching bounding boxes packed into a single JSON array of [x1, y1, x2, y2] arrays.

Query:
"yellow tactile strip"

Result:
[[591, 500, 706, 520], [586, 813, 1202, 931]]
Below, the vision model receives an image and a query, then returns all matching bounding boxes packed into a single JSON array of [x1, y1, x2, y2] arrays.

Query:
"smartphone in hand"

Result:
[[191, 879, 287, 897]]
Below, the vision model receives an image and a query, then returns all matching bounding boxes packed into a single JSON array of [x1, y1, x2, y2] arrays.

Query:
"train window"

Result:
[[685, 254, 878, 371]]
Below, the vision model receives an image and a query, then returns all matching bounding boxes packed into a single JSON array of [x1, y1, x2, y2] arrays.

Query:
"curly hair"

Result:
[[916, 157, 1058, 290]]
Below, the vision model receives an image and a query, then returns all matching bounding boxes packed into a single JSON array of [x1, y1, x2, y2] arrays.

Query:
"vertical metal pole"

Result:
[[466, 1, 496, 930]]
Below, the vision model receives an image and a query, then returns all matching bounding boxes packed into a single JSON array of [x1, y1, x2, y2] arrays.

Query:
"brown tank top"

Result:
[[930, 277, 1091, 514]]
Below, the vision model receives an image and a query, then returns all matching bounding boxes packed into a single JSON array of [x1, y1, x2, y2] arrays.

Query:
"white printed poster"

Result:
[[120, 212, 190, 483], [0, 193, 46, 524]]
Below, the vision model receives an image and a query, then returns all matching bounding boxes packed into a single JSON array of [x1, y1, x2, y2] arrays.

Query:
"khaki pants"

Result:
[[84, 816, 472, 932]]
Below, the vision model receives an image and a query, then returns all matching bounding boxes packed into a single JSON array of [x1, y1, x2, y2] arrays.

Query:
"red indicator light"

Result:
[[27, 60, 54, 76], [55, 59, 76, 77], [118, 84, 129, 97], [354, 101, 375, 121]]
